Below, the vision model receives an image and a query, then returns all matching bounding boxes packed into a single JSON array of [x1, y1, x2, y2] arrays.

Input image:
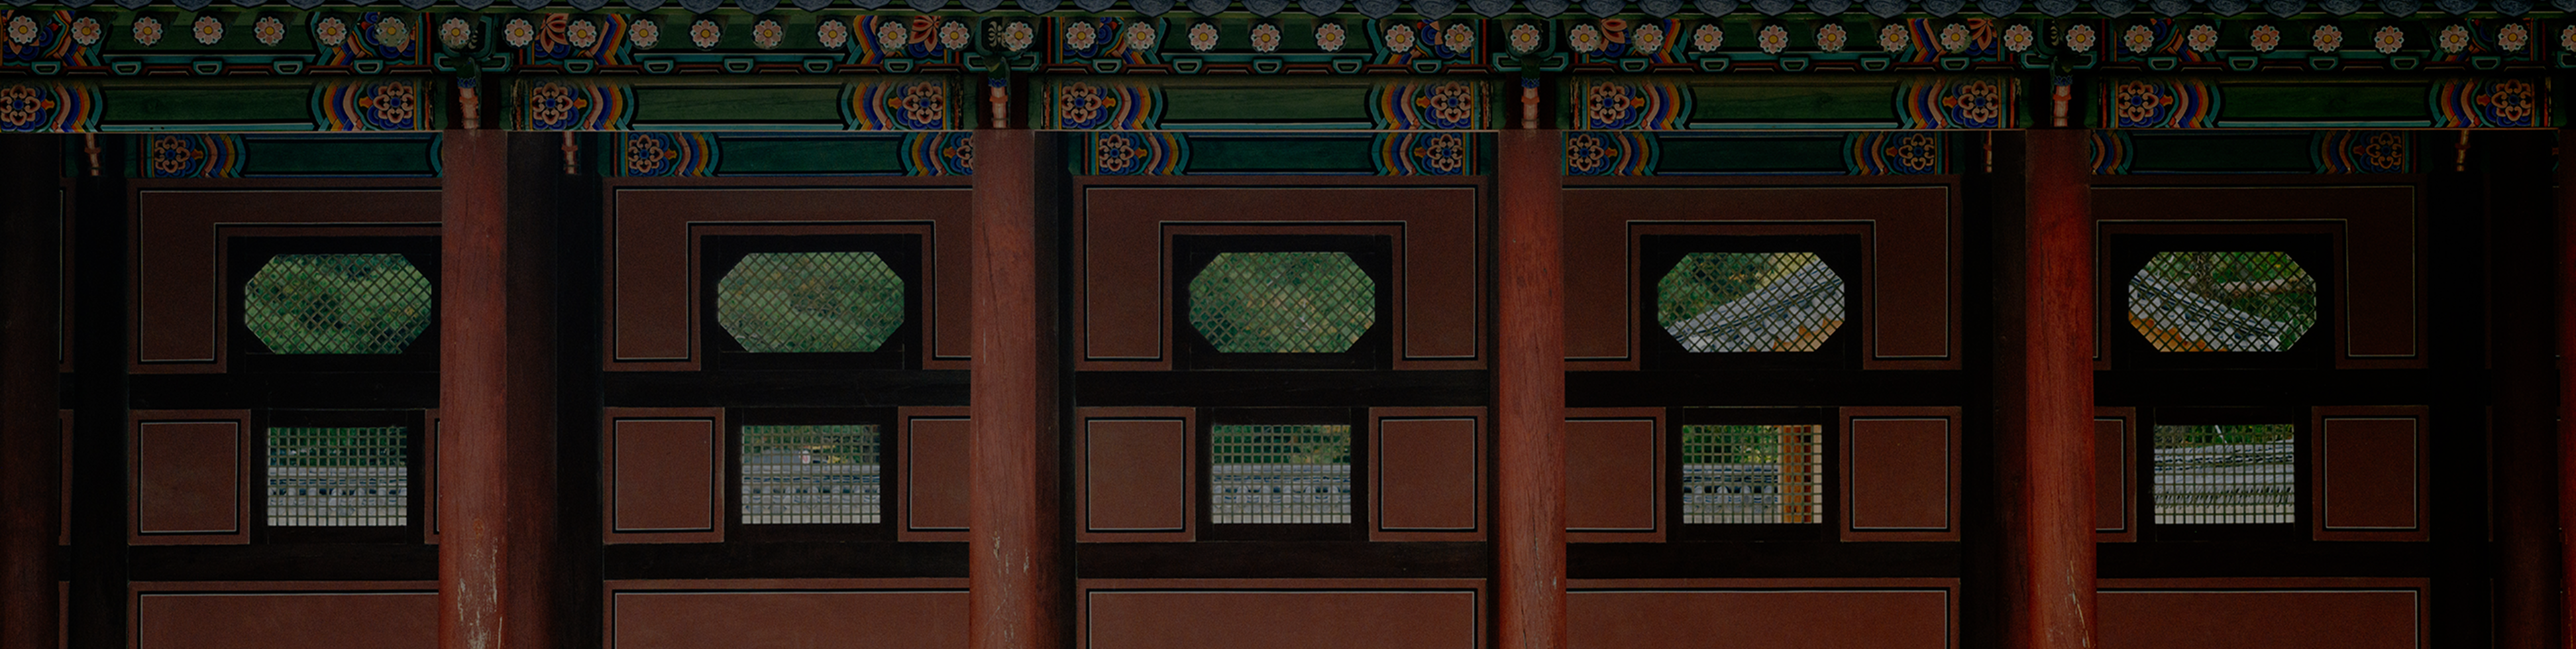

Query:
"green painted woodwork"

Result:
[[1690, 82, 1899, 127], [1656, 135, 1851, 174], [1159, 85, 1379, 127], [629, 85, 849, 129], [237, 135, 441, 176], [2123, 132, 2316, 173], [714, 135, 910, 175], [99, 85, 313, 129], [2218, 82, 2430, 126], [1186, 135, 1380, 173]]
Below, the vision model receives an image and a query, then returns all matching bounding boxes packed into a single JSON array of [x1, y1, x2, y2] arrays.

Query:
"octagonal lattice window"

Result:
[[716, 252, 906, 353], [1187, 252, 1377, 354], [1658, 252, 1847, 353], [2127, 251, 2316, 353], [243, 253, 434, 355]]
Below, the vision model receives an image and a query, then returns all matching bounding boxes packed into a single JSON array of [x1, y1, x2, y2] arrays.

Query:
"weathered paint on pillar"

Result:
[[437, 130, 561, 649], [1495, 128, 1566, 649], [0, 134, 64, 649], [2014, 128, 2098, 649], [969, 129, 1067, 649]]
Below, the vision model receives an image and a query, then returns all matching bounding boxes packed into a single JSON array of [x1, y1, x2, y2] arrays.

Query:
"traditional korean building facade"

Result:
[[0, 0, 2571, 647]]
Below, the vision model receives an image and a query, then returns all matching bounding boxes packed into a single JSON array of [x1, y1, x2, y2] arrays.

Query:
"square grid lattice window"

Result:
[[1681, 424, 1825, 524], [266, 426, 409, 527], [741, 424, 883, 525], [2153, 424, 2296, 525], [1210, 424, 1353, 524]]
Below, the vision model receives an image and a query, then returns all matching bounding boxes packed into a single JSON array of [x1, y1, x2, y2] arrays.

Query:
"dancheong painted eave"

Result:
[[4, 0, 2575, 17]]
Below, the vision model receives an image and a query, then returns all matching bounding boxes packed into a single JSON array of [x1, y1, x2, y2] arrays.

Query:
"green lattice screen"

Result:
[[242, 253, 434, 355], [1186, 252, 1377, 354], [2128, 251, 2317, 353], [2152, 424, 2296, 525], [716, 251, 906, 353], [1656, 252, 1845, 353], [1210, 424, 1352, 524], [267, 426, 409, 527]]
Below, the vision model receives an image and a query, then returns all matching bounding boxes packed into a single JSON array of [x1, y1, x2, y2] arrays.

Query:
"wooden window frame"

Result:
[[722, 407, 901, 544]]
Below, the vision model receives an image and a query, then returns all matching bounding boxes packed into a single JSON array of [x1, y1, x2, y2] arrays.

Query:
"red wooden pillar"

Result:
[[2495, 130, 2561, 649], [969, 129, 1066, 649], [0, 134, 64, 649], [2008, 129, 2097, 649], [2559, 129, 2576, 649], [1494, 129, 1566, 649], [437, 131, 560, 649]]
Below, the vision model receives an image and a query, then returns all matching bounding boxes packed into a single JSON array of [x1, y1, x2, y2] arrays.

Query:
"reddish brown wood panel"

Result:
[[1081, 585, 1481, 649], [131, 583, 437, 649], [1568, 582, 1955, 649], [1841, 408, 1960, 541], [606, 583, 967, 649], [1560, 185, 1960, 370], [128, 186, 440, 373], [900, 408, 971, 541], [2097, 579, 2426, 649], [2314, 406, 2429, 540], [128, 412, 250, 545], [2090, 186, 2422, 368], [2095, 408, 2137, 542], [1076, 410, 1194, 540], [601, 184, 973, 371], [1073, 185, 1483, 370], [1564, 409, 1664, 542], [602, 409, 723, 544], [1371, 408, 1485, 540]]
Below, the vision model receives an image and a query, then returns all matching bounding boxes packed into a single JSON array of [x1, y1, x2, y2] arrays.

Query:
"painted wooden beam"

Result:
[[437, 130, 562, 649], [1495, 129, 1566, 649], [2010, 128, 2098, 649], [969, 129, 1067, 649], [0, 134, 64, 649]]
